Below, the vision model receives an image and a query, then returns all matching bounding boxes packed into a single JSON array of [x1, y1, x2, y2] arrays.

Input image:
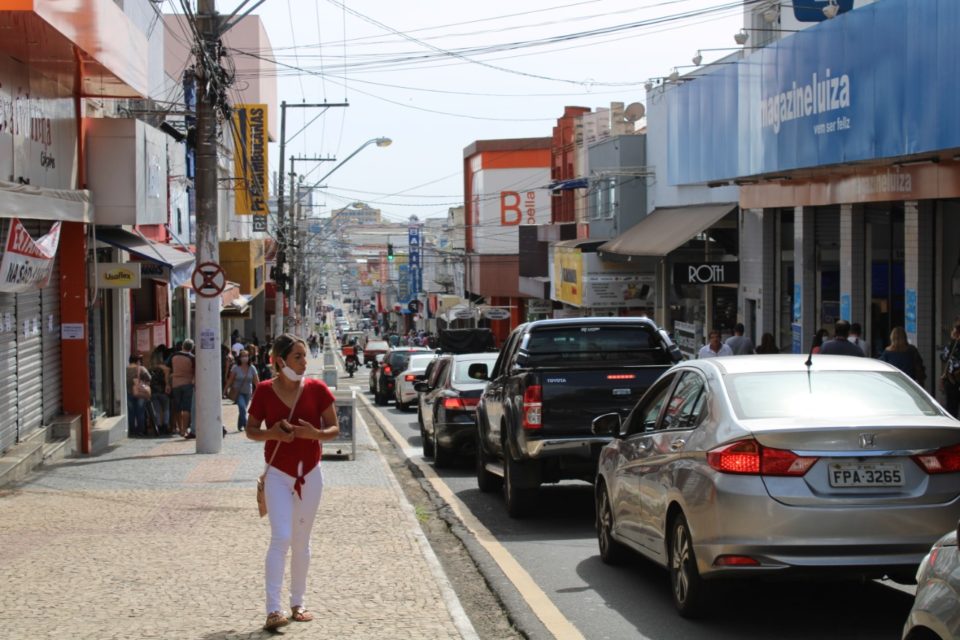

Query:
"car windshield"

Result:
[[726, 371, 942, 420], [406, 354, 435, 371], [522, 326, 665, 366], [453, 355, 498, 384]]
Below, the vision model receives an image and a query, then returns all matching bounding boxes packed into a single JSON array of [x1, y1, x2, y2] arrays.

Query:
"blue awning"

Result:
[[95, 227, 195, 287], [549, 178, 588, 192]]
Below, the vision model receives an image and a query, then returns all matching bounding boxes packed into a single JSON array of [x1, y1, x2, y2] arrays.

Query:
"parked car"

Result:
[[394, 352, 439, 411], [372, 347, 429, 405], [903, 521, 960, 640], [474, 317, 682, 517], [364, 339, 390, 365], [592, 354, 960, 619], [417, 352, 498, 467]]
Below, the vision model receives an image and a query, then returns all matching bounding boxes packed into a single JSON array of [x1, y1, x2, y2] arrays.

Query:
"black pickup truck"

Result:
[[472, 317, 682, 517]]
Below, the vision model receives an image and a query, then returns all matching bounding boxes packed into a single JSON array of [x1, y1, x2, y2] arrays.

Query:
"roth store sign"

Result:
[[673, 262, 739, 286]]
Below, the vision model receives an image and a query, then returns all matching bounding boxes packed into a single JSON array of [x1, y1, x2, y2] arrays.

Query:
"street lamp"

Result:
[[312, 137, 392, 192]]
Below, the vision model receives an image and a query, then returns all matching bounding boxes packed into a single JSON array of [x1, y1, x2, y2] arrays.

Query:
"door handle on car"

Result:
[[670, 439, 686, 451]]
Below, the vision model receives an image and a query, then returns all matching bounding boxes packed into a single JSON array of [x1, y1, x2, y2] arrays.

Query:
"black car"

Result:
[[372, 347, 429, 405], [416, 352, 498, 467]]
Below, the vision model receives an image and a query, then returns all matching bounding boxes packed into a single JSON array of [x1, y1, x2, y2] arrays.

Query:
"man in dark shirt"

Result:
[[819, 320, 865, 357]]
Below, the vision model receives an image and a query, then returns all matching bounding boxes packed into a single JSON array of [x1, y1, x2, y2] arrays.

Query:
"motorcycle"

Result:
[[345, 355, 358, 377]]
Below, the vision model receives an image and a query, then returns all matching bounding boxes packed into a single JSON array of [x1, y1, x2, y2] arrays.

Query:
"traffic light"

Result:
[[387, 243, 394, 261]]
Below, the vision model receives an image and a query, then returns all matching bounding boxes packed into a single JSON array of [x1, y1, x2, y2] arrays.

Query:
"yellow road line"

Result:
[[359, 395, 585, 640]]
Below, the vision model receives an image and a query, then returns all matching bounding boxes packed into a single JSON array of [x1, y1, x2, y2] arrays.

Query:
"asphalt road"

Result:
[[358, 383, 918, 640]]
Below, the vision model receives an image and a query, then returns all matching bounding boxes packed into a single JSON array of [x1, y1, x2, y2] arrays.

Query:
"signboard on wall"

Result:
[[673, 262, 739, 286], [473, 168, 550, 254], [96, 262, 142, 289], [553, 245, 656, 309], [231, 104, 269, 215]]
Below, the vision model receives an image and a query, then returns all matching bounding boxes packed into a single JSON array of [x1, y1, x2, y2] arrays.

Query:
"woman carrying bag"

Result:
[[245, 334, 339, 631], [224, 349, 259, 432]]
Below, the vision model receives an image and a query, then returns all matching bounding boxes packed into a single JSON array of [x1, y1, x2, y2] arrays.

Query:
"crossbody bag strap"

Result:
[[263, 381, 304, 473]]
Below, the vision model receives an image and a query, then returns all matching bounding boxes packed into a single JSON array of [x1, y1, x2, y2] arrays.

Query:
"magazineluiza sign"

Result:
[[761, 69, 851, 136], [0, 218, 61, 292], [231, 103, 269, 215]]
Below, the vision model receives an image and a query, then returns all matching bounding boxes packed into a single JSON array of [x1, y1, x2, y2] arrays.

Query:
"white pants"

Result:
[[264, 464, 324, 614]]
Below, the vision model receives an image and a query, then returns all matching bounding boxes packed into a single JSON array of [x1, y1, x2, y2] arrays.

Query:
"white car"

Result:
[[394, 352, 438, 411]]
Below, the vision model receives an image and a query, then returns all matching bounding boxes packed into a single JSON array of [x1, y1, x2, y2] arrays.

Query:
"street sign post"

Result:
[[191, 261, 226, 298]]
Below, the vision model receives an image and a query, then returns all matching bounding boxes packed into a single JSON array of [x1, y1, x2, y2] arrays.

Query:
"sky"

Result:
[[207, 0, 750, 222]]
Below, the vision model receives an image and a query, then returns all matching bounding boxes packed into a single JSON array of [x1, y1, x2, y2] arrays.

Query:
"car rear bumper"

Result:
[[436, 420, 478, 452], [687, 476, 960, 579], [522, 436, 613, 459]]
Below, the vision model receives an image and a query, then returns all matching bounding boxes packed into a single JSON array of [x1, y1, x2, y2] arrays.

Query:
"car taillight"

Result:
[[707, 439, 817, 476], [443, 397, 479, 410], [913, 443, 960, 474], [383, 366, 392, 376], [404, 374, 416, 382], [713, 555, 760, 567], [522, 385, 542, 430]]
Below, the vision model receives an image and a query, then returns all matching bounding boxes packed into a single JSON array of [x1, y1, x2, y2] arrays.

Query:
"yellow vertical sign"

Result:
[[231, 104, 269, 215], [554, 245, 583, 307]]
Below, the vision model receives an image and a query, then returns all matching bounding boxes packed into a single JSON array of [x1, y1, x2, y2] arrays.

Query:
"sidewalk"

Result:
[[0, 352, 476, 639]]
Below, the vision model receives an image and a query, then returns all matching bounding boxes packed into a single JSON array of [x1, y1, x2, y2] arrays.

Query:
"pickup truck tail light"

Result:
[[706, 439, 817, 476], [443, 397, 479, 410], [522, 385, 542, 430], [383, 365, 392, 376]]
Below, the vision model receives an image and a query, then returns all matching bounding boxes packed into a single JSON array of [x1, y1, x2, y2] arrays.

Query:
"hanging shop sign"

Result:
[[482, 307, 512, 321], [96, 262, 142, 289], [230, 104, 269, 215], [0, 218, 61, 292], [526, 299, 552, 315], [673, 262, 739, 286]]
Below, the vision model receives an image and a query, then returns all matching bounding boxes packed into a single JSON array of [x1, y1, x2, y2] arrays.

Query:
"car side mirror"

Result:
[[592, 412, 622, 438], [468, 363, 489, 381], [414, 382, 429, 393]]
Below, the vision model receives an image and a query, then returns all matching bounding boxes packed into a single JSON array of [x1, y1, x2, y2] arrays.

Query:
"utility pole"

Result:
[[194, 0, 223, 454], [275, 102, 347, 337]]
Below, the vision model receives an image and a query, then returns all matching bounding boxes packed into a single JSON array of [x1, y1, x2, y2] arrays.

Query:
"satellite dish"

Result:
[[624, 102, 646, 123]]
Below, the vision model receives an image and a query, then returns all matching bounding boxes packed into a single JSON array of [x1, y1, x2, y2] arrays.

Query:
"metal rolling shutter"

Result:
[[16, 287, 43, 439], [41, 259, 61, 422], [0, 292, 17, 452]]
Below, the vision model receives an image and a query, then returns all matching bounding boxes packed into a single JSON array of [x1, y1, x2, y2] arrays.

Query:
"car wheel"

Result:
[[433, 430, 452, 468], [669, 513, 709, 619], [597, 483, 628, 565], [396, 392, 408, 411], [476, 441, 502, 493], [375, 386, 387, 406], [503, 456, 536, 518], [421, 422, 434, 458]]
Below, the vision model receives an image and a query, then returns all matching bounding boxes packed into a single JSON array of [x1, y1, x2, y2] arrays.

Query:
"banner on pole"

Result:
[[230, 104, 269, 216], [0, 218, 61, 292]]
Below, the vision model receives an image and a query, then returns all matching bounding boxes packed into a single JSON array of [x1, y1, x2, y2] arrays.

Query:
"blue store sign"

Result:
[[668, 0, 960, 184]]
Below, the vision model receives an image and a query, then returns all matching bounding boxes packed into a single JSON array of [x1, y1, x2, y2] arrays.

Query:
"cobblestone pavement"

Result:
[[0, 357, 475, 640]]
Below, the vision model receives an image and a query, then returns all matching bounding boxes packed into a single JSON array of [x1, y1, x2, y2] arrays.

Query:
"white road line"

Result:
[[358, 393, 586, 640]]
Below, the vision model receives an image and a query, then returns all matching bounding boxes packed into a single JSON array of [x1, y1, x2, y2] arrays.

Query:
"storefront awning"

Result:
[[0, 180, 93, 223], [597, 203, 736, 262], [95, 227, 195, 287]]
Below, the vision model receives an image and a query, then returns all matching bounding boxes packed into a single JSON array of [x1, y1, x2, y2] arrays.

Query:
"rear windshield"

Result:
[[726, 371, 942, 420], [366, 341, 388, 350], [521, 326, 667, 366], [407, 354, 436, 371], [453, 355, 498, 384]]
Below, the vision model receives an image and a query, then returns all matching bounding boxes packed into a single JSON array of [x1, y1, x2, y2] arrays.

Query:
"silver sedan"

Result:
[[593, 354, 960, 618]]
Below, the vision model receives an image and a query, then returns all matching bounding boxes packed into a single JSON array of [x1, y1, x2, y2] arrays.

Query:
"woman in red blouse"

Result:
[[245, 334, 339, 631]]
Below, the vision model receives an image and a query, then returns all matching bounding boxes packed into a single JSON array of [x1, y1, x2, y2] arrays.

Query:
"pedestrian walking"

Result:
[[756, 332, 779, 354], [811, 328, 830, 354], [698, 329, 733, 359], [223, 349, 259, 431], [149, 346, 171, 435], [126, 354, 151, 436], [166, 339, 196, 438], [819, 321, 864, 356], [849, 322, 869, 356], [940, 321, 960, 418], [879, 326, 926, 384], [245, 333, 340, 631], [724, 322, 756, 355]]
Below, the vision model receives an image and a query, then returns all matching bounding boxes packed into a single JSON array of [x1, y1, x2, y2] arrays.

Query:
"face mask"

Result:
[[281, 363, 303, 382]]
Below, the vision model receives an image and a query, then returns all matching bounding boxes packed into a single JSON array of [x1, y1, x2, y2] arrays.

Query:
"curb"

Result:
[[355, 401, 480, 640], [357, 392, 554, 640]]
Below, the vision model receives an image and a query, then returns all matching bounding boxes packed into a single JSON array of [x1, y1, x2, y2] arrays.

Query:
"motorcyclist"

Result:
[[344, 338, 360, 377]]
